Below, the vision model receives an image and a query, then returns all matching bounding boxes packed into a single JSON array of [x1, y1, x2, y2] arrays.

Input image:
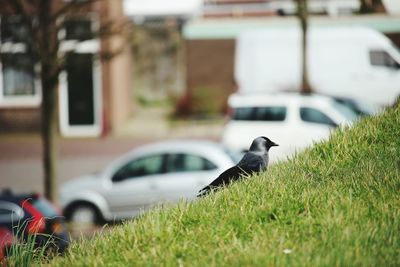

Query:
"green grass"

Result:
[[46, 104, 399, 266], [5, 219, 54, 267], [6, 233, 48, 267]]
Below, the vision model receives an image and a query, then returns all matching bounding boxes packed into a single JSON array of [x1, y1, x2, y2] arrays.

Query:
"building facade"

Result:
[[0, 0, 132, 137]]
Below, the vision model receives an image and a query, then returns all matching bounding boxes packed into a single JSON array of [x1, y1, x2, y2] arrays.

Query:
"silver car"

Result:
[[60, 140, 240, 224]]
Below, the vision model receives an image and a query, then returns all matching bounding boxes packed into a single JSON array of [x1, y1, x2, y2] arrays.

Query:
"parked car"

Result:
[[329, 95, 381, 117], [60, 140, 241, 225], [0, 190, 69, 255], [0, 227, 14, 262], [222, 93, 359, 162]]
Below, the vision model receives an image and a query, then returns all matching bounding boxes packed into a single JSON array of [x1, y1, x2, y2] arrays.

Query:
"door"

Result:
[[101, 154, 167, 219], [296, 106, 336, 149], [154, 153, 220, 202], [59, 53, 102, 137], [67, 54, 94, 126]]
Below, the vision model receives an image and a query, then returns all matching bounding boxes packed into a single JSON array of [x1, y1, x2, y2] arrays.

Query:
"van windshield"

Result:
[[392, 43, 400, 65], [369, 49, 399, 69], [392, 42, 400, 55]]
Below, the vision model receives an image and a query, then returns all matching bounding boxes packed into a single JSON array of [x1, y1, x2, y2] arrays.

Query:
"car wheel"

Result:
[[66, 203, 102, 225]]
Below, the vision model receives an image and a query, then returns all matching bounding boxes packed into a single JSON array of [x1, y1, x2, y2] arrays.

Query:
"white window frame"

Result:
[[58, 15, 102, 137], [59, 39, 103, 137], [0, 17, 41, 107], [0, 14, 103, 136]]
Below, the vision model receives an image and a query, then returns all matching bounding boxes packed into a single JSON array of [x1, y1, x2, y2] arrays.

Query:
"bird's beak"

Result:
[[272, 142, 279, 147]]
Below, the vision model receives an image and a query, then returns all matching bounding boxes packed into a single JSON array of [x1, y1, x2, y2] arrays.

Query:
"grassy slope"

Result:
[[49, 104, 399, 266]]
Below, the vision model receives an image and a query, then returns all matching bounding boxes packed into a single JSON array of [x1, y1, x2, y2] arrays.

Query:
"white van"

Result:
[[235, 27, 400, 107], [222, 93, 358, 162]]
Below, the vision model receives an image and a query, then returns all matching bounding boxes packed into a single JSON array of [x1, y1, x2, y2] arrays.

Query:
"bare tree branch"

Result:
[[7, 0, 34, 28], [8, 0, 30, 17], [52, 0, 100, 21]]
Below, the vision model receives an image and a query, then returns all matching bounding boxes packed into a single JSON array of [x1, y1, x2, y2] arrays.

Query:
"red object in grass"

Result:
[[20, 200, 46, 234], [0, 227, 14, 262]]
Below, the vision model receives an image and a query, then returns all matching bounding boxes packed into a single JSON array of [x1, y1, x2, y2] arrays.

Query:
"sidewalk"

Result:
[[115, 105, 224, 140]]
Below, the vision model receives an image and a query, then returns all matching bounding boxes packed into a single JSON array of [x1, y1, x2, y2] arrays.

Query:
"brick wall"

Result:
[[0, 108, 41, 133], [185, 39, 236, 113]]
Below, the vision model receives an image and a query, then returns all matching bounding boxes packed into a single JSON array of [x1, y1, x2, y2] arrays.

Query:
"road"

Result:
[[0, 119, 223, 196], [0, 136, 155, 195]]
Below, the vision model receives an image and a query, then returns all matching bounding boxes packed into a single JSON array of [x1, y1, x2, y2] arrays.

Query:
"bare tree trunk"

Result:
[[359, 0, 384, 13], [38, 0, 59, 203], [297, 0, 312, 94], [359, 0, 373, 13], [5, 0, 124, 202], [41, 72, 58, 202]]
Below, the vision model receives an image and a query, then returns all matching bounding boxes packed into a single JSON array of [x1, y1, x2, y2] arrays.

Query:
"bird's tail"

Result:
[[197, 185, 214, 198]]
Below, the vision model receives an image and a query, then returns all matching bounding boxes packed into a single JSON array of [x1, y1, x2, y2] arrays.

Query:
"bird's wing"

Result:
[[197, 165, 253, 197], [238, 152, 265, 171]]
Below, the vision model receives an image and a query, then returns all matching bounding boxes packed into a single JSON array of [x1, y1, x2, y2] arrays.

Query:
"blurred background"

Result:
[[0, 0, 399, 244]]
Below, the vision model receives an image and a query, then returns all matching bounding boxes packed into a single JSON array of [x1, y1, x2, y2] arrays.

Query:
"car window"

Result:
[[332, 101, 358, 122], [233, 106, 286, 121], [300, 107, 337, 127], [112, 154, 165, 182], [31, 198, 58, 217], [166, 153, 217, 173], [0, 201, 23, 223], [224, 148, 242, 164], [369, 50, 399, 69], [0, 208, 14, 222]]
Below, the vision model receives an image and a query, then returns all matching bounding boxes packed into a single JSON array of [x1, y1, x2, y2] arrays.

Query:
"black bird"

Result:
[[197, 136, 278, 197]]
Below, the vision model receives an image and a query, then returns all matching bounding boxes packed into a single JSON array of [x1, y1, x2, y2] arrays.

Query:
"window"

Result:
[[0, 16, 39, 105], [0, 16, 32, 44], [0, 207, 12, 216], [31, 198, 58, 217], [332, 101, 358, 122], [1, 53, 35, 96], [369, 50, 399, 69], [233, 106, 286, 121], [0, 207, 14, 223], [112, 154, 165, 182], [0, 201, 24, 223], [166, 153, 217, 173], [300, 107, 337, 127], [65, 19, 93, 41], [66, 53, 94, 125], [224, 148, 242, 164]]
